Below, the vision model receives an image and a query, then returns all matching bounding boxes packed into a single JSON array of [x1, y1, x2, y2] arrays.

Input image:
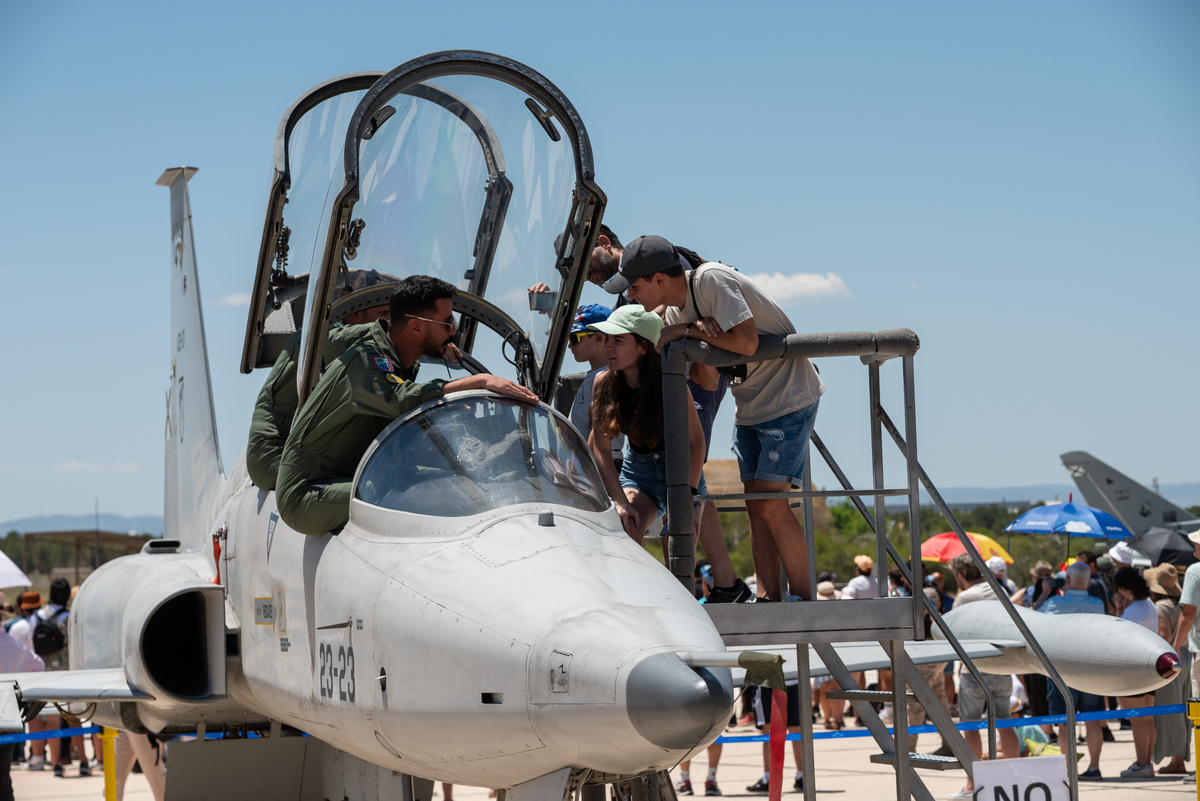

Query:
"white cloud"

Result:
[[56, 461, 140, 475], [745, 272, 851, 305], [217, 292, 252, 307]]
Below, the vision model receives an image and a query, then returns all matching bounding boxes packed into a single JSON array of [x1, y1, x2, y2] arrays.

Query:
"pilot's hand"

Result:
[[481, 375, 539, 402], [441, 342, 462, 364]]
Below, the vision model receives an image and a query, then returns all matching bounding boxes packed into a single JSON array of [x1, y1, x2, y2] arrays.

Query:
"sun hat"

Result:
[[18, 591, 42, 611], [1188, 529, 1200, 546], [854, 554, 874, 572], [986, 556, 1008, 577], [587, 304, 664, 344], [1108, 541, 1136, 565], [1029, 560, 1053, 578], [1145, 564, 1181, 597], [817, 581, 837, 599], [602, 235, 680, 295], [570, 303, 613, 334]]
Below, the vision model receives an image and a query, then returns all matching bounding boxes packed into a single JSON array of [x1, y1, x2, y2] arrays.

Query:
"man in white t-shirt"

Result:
[[605, 235, 825, 601], [840, 555, 879, 599]]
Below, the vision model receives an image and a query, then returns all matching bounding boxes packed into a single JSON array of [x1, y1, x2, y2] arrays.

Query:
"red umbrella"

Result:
[[920, 531, 1014, 564]]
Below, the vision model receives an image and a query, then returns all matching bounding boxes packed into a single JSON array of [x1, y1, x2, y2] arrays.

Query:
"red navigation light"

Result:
[[1157, 652, 1182, 679]]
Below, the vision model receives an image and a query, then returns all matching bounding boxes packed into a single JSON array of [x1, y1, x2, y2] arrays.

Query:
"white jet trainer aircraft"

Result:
[[0, 51, 1182, 801]]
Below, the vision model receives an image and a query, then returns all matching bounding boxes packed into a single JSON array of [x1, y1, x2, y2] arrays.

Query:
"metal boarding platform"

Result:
[[657, 330, 1083, 801]]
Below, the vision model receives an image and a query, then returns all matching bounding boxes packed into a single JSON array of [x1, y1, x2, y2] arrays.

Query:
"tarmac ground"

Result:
[[9, 719, 1195, 800]]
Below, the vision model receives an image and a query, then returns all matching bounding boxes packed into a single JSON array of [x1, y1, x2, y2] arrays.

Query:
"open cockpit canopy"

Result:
[[242, 52, 606, 405]]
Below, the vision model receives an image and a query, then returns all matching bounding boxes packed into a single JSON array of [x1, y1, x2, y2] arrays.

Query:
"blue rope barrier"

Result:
[[0, 725, 102, 745], [714, 703, 1186, 743]]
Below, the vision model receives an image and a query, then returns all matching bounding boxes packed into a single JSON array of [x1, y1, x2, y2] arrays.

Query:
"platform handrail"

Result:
[[876, 407, 1079, 801]]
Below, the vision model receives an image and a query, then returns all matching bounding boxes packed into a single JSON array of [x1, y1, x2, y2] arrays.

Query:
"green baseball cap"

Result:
[[587, 304, 664, 343]]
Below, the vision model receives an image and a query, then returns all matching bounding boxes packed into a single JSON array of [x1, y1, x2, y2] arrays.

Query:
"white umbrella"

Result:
[[0, 550, 32, 589]]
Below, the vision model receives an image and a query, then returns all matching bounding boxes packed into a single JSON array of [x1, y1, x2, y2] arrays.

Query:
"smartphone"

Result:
[[528, 290, 557, 311]]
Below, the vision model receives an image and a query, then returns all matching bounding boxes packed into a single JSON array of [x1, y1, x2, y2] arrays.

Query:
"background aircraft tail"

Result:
[[158, 168, 226, 551], [1060, 451, 1198, 535]]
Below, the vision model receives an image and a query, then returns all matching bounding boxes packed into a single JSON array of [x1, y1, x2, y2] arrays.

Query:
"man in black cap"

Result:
[[605, 235, 824, 602]]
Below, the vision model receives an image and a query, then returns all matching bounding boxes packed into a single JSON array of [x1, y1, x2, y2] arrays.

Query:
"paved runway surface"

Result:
[[9, 721, 1194, 799]]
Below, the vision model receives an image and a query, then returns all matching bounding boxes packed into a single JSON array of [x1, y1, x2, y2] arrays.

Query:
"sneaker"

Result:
[[26, 755, 45, 771], [1101, 726, 1115, 743], [704, 780, 721, 796], [1119, 762, 1154, 779], [932, 741, 955, 757], [79, 761, 92, 777], [675, 780, 693, 796], [745, 779, 769, 793], [1079, 767, 1103, 781], [946, 790, 974, 800], [707, 579, 753, 604], [53, 764, 65, 778], [792, 776, 803, 792], [1183, 773, 1195, 784], [879, 707, 893, 724]]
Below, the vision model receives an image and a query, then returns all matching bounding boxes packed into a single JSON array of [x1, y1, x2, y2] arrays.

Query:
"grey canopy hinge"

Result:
[[345, 218, 366, 261]]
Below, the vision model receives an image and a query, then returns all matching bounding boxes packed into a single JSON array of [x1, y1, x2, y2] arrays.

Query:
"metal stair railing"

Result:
[[659, 328, 1079, 801], [808, 430, 993, 770], [875, 406, 1080, 801], [661, 330, 928, 801]]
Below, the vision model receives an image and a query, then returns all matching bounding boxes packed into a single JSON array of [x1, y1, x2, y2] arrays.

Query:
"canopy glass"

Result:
[[355, 395, 608, 517]]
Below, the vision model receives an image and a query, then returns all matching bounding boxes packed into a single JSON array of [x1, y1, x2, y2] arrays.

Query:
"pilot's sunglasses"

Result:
[[569, 332, 596, 346], [407, 314, 456, 328]]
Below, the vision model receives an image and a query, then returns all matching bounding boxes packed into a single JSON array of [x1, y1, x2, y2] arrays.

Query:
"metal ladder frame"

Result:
[[660, 331, 1080, 801]]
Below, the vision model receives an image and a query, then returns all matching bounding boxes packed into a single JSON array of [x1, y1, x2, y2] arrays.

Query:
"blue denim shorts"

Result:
[[1046, 681, 1106, 716], [732, 400, 819, 484], [619, 450, 707, 518]]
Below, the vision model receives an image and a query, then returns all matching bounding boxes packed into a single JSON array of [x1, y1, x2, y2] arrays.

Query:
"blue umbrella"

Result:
[[1003, 502, 1133, 539], [1004, 500, 1134, 563]]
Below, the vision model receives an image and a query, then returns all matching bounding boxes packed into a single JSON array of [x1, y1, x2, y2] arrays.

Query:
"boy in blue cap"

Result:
[[566, 304, 625, 470]]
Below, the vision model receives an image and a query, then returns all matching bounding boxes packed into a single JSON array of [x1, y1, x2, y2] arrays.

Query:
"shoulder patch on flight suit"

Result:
[[372, 356, 394, 373], [385, 373, 404, 384]]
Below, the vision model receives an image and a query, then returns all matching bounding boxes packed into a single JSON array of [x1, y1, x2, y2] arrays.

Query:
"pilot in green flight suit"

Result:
[[246, 269, 399, 491], [246, 323, 384, 491], [276, 276, 538, 536]]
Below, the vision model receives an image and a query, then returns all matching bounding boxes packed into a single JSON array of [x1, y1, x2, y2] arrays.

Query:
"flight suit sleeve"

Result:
[[346, 354, 447, 420], [324, 323, 374, 366]]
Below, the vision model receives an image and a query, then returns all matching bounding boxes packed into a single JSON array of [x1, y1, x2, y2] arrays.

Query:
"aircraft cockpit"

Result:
[[241, 53, 607, 407], [353, 392, 609, 518]]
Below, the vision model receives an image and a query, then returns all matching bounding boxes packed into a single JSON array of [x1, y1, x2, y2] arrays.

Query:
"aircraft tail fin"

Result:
[[1060, 451, 1197, 535], [158, 168, 226, 551]]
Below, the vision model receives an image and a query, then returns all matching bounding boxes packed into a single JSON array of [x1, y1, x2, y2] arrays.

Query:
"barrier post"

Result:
[[1188, 699, 1200, 801], [101, 727, 118, 801]]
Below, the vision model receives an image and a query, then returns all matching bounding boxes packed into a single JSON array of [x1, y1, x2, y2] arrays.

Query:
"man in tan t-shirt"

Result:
[[604, 235, 824, 601]]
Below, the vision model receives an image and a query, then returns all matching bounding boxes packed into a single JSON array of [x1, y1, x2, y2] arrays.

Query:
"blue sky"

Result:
[[0, 1, 1196, 521]]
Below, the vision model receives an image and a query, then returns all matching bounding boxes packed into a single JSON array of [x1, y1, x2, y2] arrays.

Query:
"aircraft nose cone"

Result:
[[1157, 652, 1182, 680], [626, 653, 733, 750]]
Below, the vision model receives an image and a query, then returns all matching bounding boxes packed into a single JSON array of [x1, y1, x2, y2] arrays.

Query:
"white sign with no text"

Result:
[[972, 756, 1068, 801]]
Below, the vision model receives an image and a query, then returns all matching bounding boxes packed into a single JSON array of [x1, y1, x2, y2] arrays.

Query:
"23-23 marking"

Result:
[[318, 642, 355, 702]]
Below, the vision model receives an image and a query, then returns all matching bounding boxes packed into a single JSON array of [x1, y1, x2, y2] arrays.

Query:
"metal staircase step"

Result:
[[825, 689, 913, 702], [869, 752, 961, 771]]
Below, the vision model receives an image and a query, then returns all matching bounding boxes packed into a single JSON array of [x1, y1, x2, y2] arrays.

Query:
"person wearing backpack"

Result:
[[34, 579, 92, 778]]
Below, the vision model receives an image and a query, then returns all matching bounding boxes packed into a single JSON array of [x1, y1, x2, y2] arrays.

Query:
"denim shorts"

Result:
[[733, 400, 819, 484], [619, 450, 707, 518], [689, 375, 729, 460], [1046, 681, 1106, 716]]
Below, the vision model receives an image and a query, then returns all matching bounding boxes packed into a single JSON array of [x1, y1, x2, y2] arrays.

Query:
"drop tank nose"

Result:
[[625, 653, 733, 750]]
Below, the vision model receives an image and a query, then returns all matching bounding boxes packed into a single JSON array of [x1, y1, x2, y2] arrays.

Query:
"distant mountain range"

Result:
[[3, 482, 1197, 534], [885, 483, 1200, 509], [1, 513, 163, 537]]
